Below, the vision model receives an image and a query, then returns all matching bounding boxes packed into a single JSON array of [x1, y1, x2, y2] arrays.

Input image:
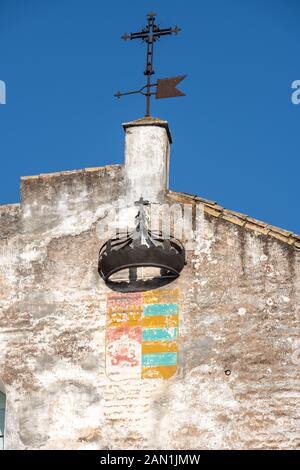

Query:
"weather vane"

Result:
[[115, 12, 187, 117]]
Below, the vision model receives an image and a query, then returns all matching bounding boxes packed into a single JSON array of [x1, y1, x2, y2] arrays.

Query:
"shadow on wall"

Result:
[[0, 378, 5, 450]]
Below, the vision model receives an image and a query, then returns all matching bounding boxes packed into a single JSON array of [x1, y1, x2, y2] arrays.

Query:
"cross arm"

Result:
[[153, 26, 181, 38], [122, 31, 149, 41]]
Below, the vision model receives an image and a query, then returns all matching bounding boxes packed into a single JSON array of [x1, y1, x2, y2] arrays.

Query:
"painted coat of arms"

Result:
[[106, 289, 179, 380]]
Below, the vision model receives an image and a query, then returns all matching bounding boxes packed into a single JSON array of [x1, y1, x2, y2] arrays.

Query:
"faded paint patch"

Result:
[[106, 289, 179, 380], [106, 293, 142, 381]]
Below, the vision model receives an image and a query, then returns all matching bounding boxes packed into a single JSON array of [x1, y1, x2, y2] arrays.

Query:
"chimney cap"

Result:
[[122, 116, 172, 144]]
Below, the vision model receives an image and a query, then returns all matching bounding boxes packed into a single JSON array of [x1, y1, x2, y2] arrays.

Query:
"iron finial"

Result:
[[114, 12, 187, 117]]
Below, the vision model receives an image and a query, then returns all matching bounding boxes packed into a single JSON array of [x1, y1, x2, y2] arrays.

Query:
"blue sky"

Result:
[[0, 0, 299, 233]]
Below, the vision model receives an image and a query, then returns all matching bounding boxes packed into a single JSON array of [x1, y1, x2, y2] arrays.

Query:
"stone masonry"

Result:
[[0, 117, 299, 449]]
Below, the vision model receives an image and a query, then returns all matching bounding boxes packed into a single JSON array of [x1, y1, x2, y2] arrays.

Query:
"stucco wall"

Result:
[[0, 122, 299, 449]]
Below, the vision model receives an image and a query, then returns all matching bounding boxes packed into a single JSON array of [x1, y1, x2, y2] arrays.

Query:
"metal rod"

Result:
[[145, 14, 154, 116], [115, 83, 156, 99]]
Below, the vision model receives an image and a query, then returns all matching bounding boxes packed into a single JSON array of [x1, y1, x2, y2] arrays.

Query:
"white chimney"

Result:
[[123, 117, 172, 204]]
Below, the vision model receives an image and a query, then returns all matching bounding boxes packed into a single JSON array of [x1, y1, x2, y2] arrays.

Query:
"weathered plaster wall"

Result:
[[0, 121, 299, 450]]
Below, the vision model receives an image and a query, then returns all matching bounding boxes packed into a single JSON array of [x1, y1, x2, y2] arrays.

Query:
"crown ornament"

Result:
[[98, 198, 186, 292]]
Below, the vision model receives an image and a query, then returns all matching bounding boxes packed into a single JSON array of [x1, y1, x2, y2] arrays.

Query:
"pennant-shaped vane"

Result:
[[155, 75, 187, 99]]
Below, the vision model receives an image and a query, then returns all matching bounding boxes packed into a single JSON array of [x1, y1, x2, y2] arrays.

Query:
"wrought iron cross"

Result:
[[115, 12, 187, 117]]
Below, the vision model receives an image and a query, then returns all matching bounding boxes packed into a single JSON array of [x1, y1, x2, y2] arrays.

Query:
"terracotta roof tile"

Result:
[[167, 190, 300, 249]]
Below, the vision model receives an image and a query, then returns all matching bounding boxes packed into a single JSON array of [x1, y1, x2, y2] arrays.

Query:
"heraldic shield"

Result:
[[106, 289, 179, 380]]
